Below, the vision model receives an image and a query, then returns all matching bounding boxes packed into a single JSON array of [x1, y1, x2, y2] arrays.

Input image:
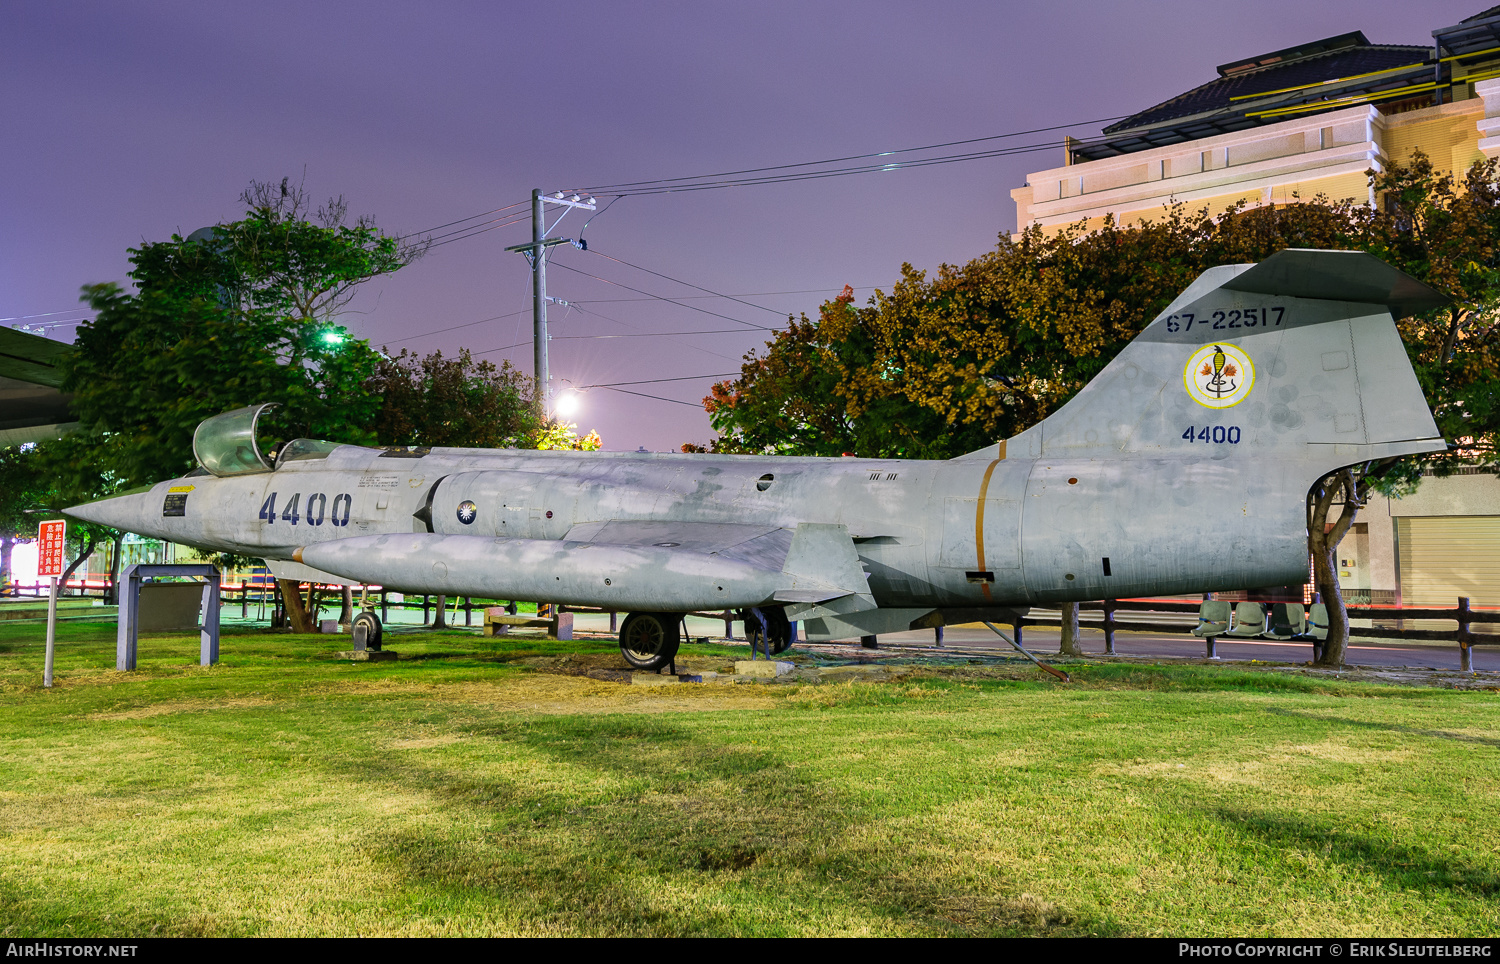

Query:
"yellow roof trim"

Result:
[[1246, 81, 1438, 119], [1229, 61, 1429, 102]]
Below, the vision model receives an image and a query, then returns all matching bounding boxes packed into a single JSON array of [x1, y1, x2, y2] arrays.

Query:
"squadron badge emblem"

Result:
[[457, 500, 478, 525], [1184, 343, 1254, 409]]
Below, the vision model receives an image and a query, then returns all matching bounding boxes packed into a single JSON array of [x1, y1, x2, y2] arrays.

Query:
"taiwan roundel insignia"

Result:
[[457, 500, 478, 525], [1184, 343, 1254, 409]]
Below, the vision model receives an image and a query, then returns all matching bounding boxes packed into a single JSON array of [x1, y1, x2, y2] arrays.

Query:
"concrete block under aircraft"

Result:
[[68, 250, 1449, 670]]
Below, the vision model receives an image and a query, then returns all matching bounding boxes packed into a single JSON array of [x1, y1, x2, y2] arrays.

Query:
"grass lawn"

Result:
[[0, 620, 1496, 937]]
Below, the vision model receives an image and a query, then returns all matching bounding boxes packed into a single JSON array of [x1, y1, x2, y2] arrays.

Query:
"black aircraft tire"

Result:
[[352, 611, 383, 652], [619, 612, 682, 671], [766, 608, 793, 654]]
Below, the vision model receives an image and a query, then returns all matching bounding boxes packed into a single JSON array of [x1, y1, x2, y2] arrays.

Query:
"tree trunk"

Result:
[[1058, 601, 1084, 656], [1308, 469, 1364, 668], [339, 586, 353, 626], [57, 536, 97, 597], [278, 578, 314, 632], [433, 594, 448, 629], [105, 532, 124, 605]]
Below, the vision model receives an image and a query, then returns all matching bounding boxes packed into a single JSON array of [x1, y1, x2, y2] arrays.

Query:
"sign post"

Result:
[[38, 519, 65, 688]]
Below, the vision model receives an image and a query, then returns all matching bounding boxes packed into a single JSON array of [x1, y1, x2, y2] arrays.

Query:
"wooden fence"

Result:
[[1022, 598, 1499, 671]]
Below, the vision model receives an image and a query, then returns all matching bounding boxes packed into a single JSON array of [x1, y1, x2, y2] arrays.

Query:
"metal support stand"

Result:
[[116, 564, 221, 671], [1458, 596, 1474, 673], [860, 635, 878, 649], [934, 626, 944, 648], [982, 620, 1070, 682], [1103, 599, 1117, 655], [44, 576, 57, 687], [1205, 636, 1219, 659], [748, 607, 770, 659]]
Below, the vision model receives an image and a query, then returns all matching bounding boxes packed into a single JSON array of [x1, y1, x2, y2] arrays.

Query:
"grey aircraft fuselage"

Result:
[[67, 249, 1451, 644]]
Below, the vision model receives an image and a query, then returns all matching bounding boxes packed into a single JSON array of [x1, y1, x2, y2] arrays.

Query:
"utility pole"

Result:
[[505, 189, 595, 415]]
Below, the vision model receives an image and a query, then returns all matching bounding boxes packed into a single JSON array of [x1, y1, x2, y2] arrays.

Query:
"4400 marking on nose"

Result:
[[1182, 425, 1242, 444], [258, 492, 353, 526]]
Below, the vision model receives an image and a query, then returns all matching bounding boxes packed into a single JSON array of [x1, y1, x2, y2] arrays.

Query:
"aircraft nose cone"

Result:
[[64, 489, 155, 533]]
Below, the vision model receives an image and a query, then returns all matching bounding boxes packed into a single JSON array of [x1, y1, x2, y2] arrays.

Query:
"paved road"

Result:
[[526, 612, 1498, 672], [816, 623, 1500, 673]]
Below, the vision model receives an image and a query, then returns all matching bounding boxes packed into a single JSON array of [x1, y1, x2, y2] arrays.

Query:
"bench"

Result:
[[483, 607, 574, 640]]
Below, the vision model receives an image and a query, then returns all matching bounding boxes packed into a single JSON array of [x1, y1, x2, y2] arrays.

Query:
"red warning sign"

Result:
[[37, 520, 66, 578]]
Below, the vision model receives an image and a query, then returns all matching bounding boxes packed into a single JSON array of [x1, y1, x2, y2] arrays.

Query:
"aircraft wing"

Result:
[[563, 520, 792, 570]]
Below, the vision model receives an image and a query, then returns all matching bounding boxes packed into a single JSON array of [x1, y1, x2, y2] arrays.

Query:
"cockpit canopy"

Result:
[[192, 403, 342, 477]]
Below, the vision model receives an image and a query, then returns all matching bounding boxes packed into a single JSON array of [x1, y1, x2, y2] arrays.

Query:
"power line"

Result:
[[552, 328, 755, 340], [380, 309, 530, 346], [573, 116, 1126, 194], [569, 286, 879, 303], [583, 373, 738, 388], [407, 114, 1126, 254], [548, 260, 776, 332], [596, 386, 705, 408], [588, 249, 787, 316], [425, 211, 533, 249], [563, 303, 742, 362], [0, 308, 91, 323], [570, 139, 1074, 197], [399, 200, 531, 241], [472, 340, 532, 358]]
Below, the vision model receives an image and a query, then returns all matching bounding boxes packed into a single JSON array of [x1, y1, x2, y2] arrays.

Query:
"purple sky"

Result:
[[1, 1, 1476, 451]]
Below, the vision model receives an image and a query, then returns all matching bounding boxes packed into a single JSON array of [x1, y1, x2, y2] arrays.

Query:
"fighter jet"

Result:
[[67, 249, 1448, 668]]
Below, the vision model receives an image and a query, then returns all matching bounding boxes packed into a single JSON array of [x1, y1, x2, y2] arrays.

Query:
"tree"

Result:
[[52, 178, 426, 628], [369, 348, 541, 448], [368, 348, 601, 451], [1304, 155, 1500, 666], [702, 286, 988, 459], [699, 155, 1500, 667], [59, 178, 425, 489]]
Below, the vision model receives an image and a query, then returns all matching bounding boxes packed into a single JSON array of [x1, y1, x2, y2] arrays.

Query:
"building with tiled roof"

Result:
[[1013, 7, 1500, 238]]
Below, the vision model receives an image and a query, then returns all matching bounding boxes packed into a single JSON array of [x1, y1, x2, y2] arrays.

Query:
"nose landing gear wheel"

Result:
[[618, 611, 682, 671], [351, 610, 383, 651]]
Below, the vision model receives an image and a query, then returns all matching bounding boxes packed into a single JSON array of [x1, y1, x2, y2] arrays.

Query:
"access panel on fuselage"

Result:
[[1019, 458, 1309, 602]]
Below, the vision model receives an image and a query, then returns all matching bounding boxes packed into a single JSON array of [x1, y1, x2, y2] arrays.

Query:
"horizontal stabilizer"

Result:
[[779, 523, 876, 619], [1222, 249, 1449, 319], [772, 588, 849, 604]]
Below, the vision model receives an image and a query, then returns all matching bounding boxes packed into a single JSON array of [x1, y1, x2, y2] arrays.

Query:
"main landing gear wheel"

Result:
[[352, 610, 384, 651], [743, 607, 793, 655], [618, 611, 682, 671]]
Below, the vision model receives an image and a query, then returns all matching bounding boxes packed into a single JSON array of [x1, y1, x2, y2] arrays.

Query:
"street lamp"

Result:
[[554, 391, 581, 420]]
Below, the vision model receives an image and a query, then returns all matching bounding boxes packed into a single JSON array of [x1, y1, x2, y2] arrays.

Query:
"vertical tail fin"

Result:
[[992, 249, 1448, 470]]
